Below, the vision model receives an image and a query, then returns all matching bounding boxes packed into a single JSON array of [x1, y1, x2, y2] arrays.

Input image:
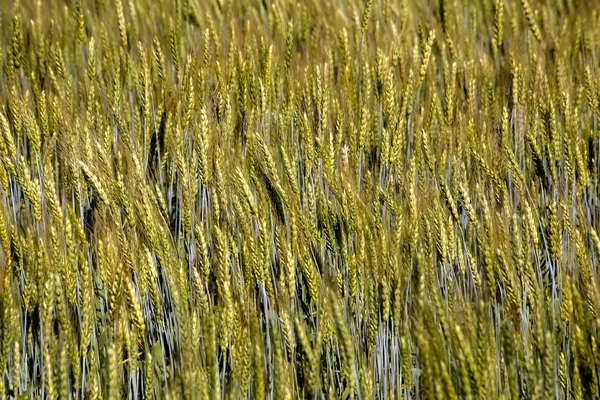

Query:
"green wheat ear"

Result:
[[11, 14, 23, 70]]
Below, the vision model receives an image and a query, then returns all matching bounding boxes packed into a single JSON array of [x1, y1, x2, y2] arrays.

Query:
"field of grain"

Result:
[[0, 0, 599, 398]]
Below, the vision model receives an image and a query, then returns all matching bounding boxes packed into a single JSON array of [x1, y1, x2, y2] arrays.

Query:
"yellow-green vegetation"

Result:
[[0, 0, 599, 398]]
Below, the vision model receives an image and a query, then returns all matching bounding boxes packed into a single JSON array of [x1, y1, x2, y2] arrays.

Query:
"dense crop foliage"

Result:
[[0, 0, 600, 398]]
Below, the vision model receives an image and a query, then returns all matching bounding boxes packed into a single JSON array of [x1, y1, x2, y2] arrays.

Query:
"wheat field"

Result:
[[0, 0, 599, 398]]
